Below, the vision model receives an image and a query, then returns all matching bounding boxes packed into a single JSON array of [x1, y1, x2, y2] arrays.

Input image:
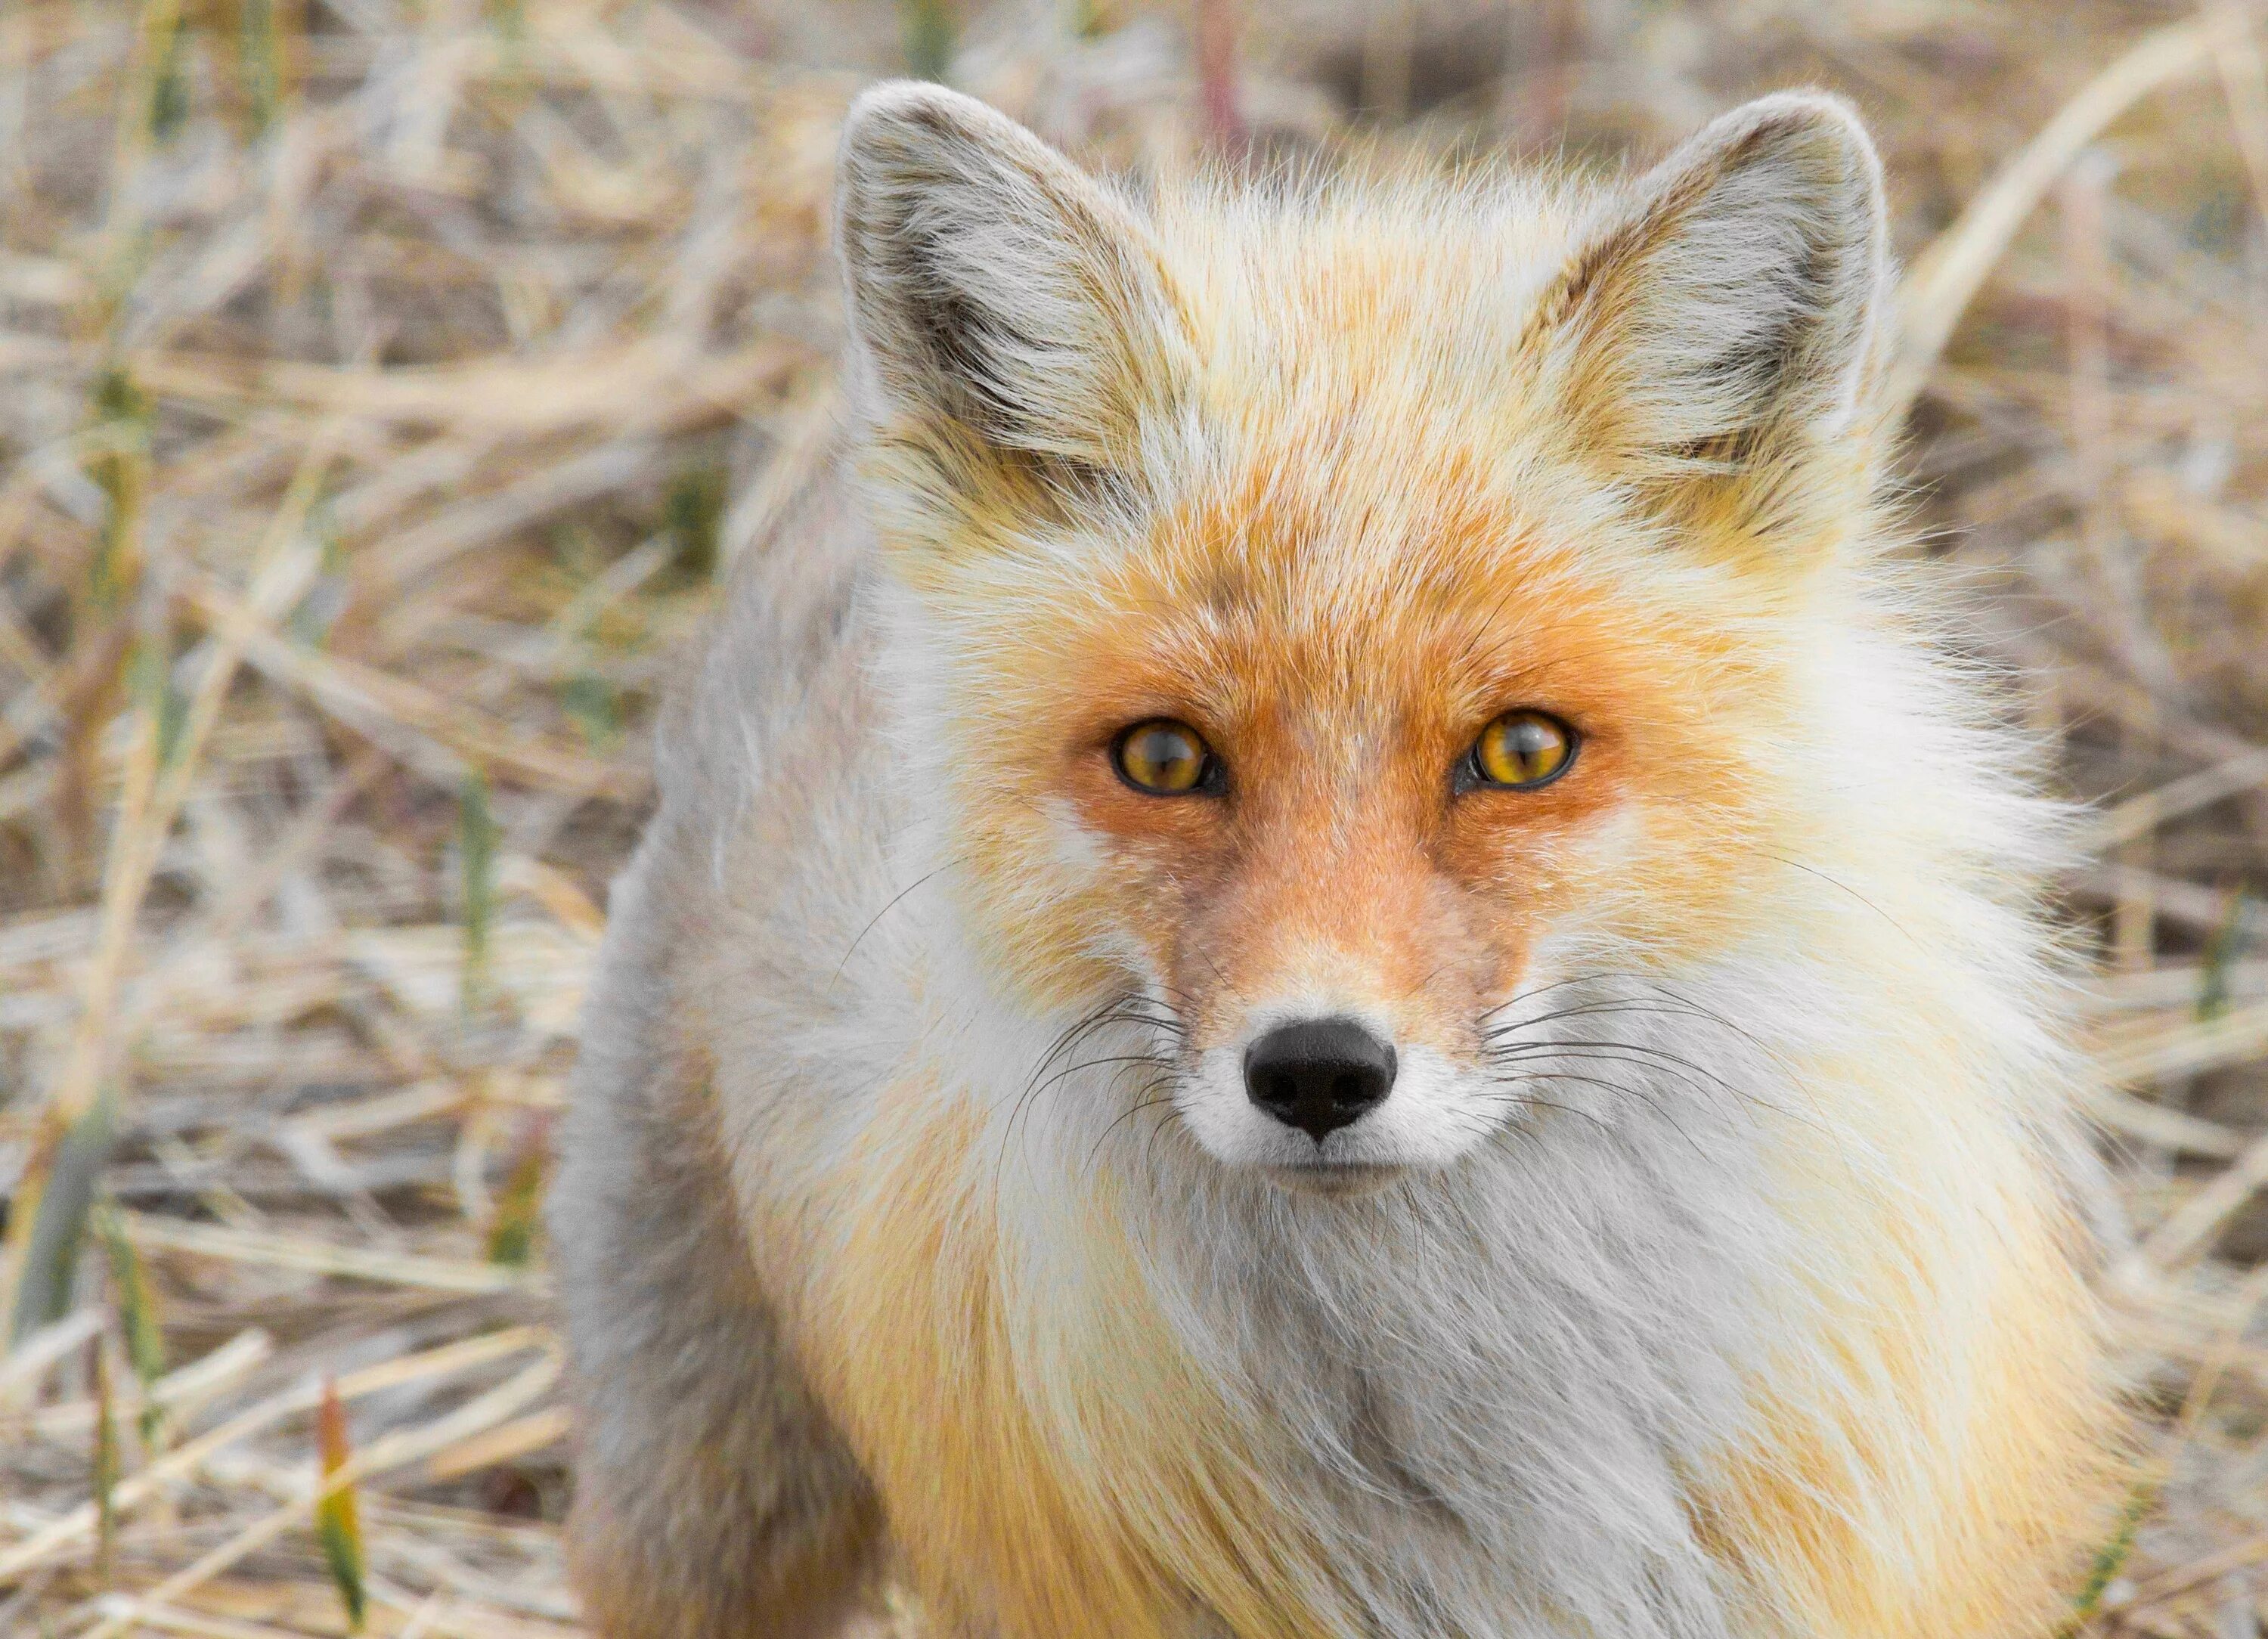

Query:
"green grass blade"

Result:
[[98, 1203, 168, 1447], [237, 0, 290, 136], [458, 770, 497, 1017], [91, 1337, 119, 1591], [2197, 882, 2248, 1021], [2062, 1480, 2153, 1632], [146, 0, 189, 141], [667, 461, 727, 581], [561, 672, 621, 750], [485, 1114, 551, 1267], [315, 1377, 367, 1632], [903, 0, 955, 79], [84, 369, 151, 613], [7, 1085, 117, 1345]]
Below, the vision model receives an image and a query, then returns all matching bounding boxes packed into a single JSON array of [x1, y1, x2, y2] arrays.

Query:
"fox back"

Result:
[[552, 83, 2124, 1639]]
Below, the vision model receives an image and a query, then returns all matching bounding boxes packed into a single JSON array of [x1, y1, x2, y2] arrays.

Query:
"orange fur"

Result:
[[799, 1084, 1355, 1637]]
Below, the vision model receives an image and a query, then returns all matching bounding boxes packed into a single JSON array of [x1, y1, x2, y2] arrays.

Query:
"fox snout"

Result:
[[1169, 974, 1492, 1187], [1243, 1017, 1399, 1141]]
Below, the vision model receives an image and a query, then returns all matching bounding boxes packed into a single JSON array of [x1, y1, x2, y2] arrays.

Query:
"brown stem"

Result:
[[1194, 0, 1244, 156]]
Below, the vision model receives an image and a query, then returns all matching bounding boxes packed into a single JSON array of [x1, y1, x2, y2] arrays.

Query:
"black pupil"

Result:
[[1507, 719, 1552, 761]]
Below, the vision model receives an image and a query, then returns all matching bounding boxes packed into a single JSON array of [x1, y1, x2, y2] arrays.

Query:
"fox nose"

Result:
[[1244, 1018, 1398, 1142]]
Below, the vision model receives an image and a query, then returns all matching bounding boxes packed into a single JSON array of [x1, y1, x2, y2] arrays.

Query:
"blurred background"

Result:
[[2, 0, 2268, 1633]]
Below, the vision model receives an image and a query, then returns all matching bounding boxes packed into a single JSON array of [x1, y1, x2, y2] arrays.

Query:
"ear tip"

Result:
[[840, 81, 1046, 183], [1727, 87, 1871, 132], [1708, 88, 1886, 187], [842, 79, 979, 148], [836, 82, 1010, 253], [836, 82, 1074, 229], [1673, 89, 1890, 268]]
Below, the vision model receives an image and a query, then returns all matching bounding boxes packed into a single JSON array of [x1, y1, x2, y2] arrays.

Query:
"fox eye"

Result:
[[1113, 719, 1219, 796], [1467, 710, 1576, 791]]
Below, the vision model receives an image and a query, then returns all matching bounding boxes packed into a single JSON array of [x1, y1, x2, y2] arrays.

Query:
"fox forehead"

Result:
[[1154, 175, 1591, 395], [937, 390, 1789, 742]]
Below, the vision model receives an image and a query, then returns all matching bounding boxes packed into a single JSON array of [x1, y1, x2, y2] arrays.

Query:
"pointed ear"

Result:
[[1535, 92, 1890, 491], [834, 82, 1191, 471]]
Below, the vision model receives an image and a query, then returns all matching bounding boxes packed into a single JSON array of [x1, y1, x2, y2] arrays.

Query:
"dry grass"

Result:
[[2, 0, 2266, 1633]]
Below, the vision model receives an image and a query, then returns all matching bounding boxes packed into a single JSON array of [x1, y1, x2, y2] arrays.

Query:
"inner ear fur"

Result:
[[834, 82, 1191, 473], [1535, 91, 1891, 496]]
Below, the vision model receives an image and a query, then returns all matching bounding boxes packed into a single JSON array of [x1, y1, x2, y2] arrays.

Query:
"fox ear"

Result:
[[835, 82, 1188, 469], [1535, 92, 1889, 490]]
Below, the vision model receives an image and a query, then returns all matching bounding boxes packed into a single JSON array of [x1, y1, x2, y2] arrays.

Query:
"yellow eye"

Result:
[[1470, 710, 1576, 790], [1113, 719, 1216, 795]]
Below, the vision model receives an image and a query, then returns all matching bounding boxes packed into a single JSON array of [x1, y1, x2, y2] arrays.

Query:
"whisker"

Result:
[[1194, 949, 1250, 1007], [1087, 1090, 1179, 1174], [1758, 853, 1925, 951], [1479, 997, 1752, 1047], [1479, 975, 1780, 1058], [988, 988, 1191, 1190], [1485, 1070, 1711, 1157], [827, 853, 972, 990], [1479, 1037, 1752, 1106]]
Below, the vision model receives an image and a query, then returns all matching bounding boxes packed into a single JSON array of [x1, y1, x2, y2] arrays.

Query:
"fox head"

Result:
[[835, 83, 1899, 1194]]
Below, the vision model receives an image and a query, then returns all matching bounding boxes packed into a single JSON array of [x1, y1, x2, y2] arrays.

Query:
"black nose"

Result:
[[1244, 1018, 1398, 1142]]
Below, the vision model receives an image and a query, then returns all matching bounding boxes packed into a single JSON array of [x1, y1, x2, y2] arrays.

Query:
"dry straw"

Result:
[[2, 0, 2266, 1633]]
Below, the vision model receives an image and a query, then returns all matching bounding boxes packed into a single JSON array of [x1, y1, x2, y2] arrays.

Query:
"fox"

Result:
[[550, 79, 2128, 1639]]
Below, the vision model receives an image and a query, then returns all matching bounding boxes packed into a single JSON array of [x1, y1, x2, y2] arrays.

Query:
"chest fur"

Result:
[[779, 1077, 1788, 1639]]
